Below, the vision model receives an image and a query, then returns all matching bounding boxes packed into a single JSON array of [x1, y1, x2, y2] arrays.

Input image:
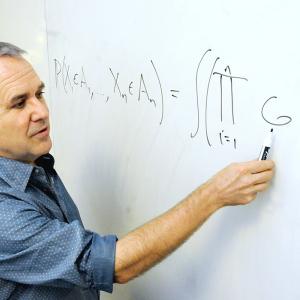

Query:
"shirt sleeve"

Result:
[[0, 197, 117, 293]]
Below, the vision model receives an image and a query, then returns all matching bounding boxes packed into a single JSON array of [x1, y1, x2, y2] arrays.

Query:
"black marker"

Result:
[[258, 129, 273, 160]]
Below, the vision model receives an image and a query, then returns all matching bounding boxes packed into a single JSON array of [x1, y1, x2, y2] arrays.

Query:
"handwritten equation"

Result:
[[53, 49, 292, 149]]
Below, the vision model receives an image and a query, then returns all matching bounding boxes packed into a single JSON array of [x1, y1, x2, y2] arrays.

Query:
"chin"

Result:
[[35, 138, 53, 158]]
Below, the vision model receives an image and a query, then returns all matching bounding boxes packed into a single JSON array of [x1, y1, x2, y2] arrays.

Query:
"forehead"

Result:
[[0, 56, 41, 96]]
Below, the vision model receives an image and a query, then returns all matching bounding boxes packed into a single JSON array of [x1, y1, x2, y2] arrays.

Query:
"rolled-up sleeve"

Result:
[[0, 198, 117, 293], [89, 234, 117, 292]]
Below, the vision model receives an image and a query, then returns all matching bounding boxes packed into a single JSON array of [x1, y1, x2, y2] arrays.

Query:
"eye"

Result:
[[13, 101, 25, 109], [36, 91, 45, 99]]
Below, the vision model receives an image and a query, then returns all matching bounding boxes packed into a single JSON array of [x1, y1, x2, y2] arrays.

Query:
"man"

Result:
[[0, 42, 275, 299]]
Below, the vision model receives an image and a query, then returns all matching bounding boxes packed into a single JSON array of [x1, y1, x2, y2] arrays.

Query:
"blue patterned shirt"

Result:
[[0, 154, 117, 299]]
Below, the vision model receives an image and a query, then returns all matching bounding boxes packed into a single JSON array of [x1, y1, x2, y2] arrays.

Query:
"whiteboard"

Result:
[[3, 0, 300, 299], [44, 1, 300, 299]]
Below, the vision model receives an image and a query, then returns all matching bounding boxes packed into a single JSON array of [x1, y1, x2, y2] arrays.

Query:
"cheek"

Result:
[[0, 112, 31, 145], [7, 114, 30, 138], [16, 113, 31, 133]]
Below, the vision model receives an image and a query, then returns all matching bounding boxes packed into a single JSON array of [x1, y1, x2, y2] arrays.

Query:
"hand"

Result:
[[206, 160, 275, 207]]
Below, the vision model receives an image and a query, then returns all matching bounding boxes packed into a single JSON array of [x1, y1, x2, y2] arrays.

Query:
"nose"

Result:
[[30, 96, 49, 122]]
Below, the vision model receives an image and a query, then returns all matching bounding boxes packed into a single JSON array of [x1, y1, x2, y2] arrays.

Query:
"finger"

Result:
[[251, 170, 274, 184], [243, 192, 258, 204], [242, 160, 275, 173], [253, 182, 270, 193]]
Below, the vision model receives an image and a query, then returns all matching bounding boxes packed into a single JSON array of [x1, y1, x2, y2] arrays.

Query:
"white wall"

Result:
[[0, 0, 49, 102]]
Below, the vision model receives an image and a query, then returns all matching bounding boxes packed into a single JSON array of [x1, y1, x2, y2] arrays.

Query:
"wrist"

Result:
[[194, 180, 224, 212]]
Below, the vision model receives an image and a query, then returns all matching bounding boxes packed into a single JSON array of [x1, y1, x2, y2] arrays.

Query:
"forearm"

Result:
[[114, 160, 275, 283], [114, 182, 220, 283]]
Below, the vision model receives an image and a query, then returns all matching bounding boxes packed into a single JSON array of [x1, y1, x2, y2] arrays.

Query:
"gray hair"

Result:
[[0, 42, 26, 57]]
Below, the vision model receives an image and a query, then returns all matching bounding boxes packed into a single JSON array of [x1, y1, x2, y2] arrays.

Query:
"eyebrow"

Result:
[[9, 82, 45, 104]]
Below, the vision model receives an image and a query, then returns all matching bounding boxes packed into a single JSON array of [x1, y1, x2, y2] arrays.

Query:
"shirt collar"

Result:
[[0, 153, 55, 192], [35, 153, 55, 171]]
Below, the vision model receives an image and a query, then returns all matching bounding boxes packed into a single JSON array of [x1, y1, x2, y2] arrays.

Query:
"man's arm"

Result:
[[114, 160, 275, 283]]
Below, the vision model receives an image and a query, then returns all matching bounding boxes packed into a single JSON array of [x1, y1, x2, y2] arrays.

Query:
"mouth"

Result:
[[38, 127, 47, 133], [32, 126, 49, 138]]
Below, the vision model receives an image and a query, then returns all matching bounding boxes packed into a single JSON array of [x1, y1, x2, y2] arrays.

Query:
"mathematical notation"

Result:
[[53, 49, 292, 150]]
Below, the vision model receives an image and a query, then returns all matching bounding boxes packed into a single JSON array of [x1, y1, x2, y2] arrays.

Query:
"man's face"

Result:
[[0, 56, 52, 163]]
